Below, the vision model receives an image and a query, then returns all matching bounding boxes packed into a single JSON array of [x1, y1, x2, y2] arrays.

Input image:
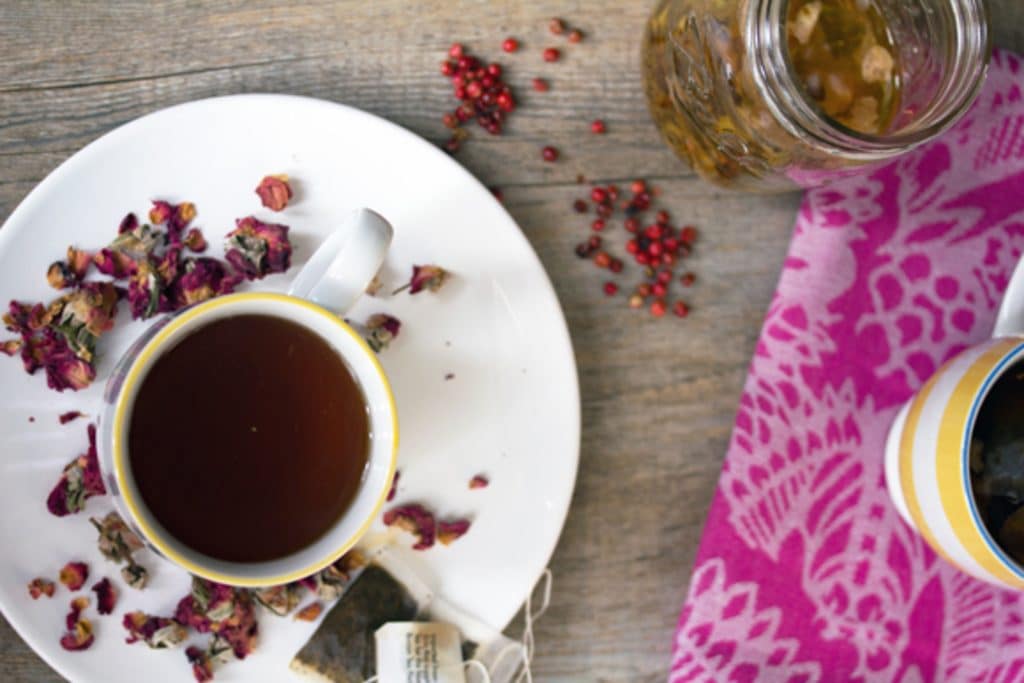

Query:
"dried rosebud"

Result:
[[224, 216, 292, 280], [95, 223, 163, 278], [60, 616, 94, 651], [127, 259, 166, 320], [50, 281, 120, 363], [294, 602, 323, 622], [437, 519, 471, 546], [66, 596, 89, 630], [386, 469, 400, 502], [469, 474, 489, 490], [365, 314, 401, 352], [255, 174, 293, 211], [59, 562, 89, 591], [395, 264, 451, 295], [171, 258, 240, 308], [90, 511, 144, 563], [47, 247, 93, 290], [47, 262, 77, 290], [91, 578, 116, 614], [122, 562, 149, 590], [149, 200, 173, 225], [253, 583, 302, 617], [186, 645, 215, 683], [27, 578, 55, 599], [119, 212, 138, 234], [383, 504, 436, 550], [23, 329, 96, 392], [298, 549, 367, 601], [123, 611, 187, 648], [0, 339, 21, 356], [47, 424, 105, 516], [58, 410, 85, 425], [149, 200, 196, 243], [183, 227, 208, 252]]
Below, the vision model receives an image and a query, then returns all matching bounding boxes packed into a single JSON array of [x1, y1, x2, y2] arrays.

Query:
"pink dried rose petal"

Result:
[[58, 410, 85, 425], [293, 602, 323, 622], [95, 222, 162, 278], [47, 424, 105, 516], [386, 469, 400, 502], [223, 216, 292, 280], [59, 562, 89, 591], [469, 474, 489, 490], [91, 578, 116, 614], [123, 611, 187, 648], [365, 314, 401, 352], [383, 503, 436, 550], [255, 174, 293, 212], [27, 577, 55, 599], [184, 227, 208, 253], [396, 264, 450, 295], [66, 596, 89, 630], [437, 519, 471, 546], [60, 617, 94, 651]]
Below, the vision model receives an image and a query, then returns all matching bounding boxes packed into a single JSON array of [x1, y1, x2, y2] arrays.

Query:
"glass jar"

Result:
[[642, 0, 991, 192]]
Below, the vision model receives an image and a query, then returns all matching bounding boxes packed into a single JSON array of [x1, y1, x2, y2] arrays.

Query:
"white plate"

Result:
[[0, 95, 579, 682]]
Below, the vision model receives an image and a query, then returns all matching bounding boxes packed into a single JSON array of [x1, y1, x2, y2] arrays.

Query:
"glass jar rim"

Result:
[[748, 0, 993, 157]]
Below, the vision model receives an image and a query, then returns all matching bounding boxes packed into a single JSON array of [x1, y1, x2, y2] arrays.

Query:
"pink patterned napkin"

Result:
[[670, 50, 1024, 683]]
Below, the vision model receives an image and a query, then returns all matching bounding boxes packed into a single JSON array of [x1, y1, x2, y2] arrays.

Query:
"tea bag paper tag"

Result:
[[375, 622, 466, 683]]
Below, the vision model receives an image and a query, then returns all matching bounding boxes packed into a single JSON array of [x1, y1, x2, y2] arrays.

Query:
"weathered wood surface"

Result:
[[1, 1, 1021, 681]]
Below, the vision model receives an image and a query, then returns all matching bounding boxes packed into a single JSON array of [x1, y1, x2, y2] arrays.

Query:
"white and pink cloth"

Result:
[[670, 50, 1024, 682]]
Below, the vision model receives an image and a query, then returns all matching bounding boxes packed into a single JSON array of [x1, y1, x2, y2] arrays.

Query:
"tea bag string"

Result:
[[484, 568, 553, 683]]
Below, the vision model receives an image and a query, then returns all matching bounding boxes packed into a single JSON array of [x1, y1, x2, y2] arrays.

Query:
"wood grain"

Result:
[[1, 2, 1021, 681]]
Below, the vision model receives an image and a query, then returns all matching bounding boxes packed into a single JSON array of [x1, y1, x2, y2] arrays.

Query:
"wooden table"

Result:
[[2, 2, 1021, 681]]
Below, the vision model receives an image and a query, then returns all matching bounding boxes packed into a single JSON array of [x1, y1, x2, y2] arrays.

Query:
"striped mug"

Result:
[[885, 337, 1024, 589]]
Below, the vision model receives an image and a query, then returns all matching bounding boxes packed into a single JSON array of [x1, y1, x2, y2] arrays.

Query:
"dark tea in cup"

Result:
[[128, 313, 370, 563], [970, 364, 1024, 564]]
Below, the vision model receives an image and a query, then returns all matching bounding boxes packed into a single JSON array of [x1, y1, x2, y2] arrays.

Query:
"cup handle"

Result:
[[288, 208, 394, 313]]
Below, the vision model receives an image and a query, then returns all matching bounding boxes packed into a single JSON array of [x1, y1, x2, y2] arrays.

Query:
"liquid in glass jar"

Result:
[[642, 0, 990, 192]]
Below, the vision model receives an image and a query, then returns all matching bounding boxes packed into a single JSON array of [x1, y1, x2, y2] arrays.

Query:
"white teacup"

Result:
[[97, 208, 398, 587]]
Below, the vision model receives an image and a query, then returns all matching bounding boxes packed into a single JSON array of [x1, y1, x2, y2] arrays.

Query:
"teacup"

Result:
[[885, 336, 1024, 589], [97, 208, 398, 587]]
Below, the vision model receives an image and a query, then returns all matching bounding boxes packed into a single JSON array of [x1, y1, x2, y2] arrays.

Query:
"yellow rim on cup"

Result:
[[110, 292, 399, 587]]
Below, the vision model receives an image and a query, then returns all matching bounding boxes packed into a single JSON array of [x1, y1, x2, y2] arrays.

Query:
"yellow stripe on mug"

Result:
[[886, 336, 1024, 590]]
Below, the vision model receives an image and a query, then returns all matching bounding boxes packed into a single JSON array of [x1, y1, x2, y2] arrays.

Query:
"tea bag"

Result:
[[290, 544, 549, 683], [290, 565, 418, 682]]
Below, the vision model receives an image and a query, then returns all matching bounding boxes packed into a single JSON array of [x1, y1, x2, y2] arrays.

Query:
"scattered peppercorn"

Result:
[[591, 119, 606, 134], [651, 299, 667, 317], [573, 199, 588, 213], [568, 29, 583, 43], [533, 78, 550, 92], [542, 47, 561, 62], [541, 146, 559, 162], [603, 281, 618, 296], [502, 37, 519, 53], [549, 18, 566, 35], [673, 301, 689, 318]]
